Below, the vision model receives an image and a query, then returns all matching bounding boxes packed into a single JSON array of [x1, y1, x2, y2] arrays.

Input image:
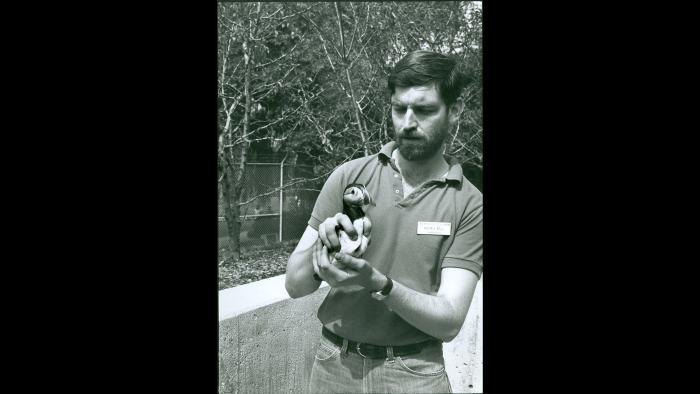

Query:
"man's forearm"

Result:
[[285, 246, 321, 298], [330, 252, 473, 342], [382, 280, 466, 342]]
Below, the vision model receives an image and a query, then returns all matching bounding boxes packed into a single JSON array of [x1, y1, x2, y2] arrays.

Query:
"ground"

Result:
[[218, 242, 296, 290]]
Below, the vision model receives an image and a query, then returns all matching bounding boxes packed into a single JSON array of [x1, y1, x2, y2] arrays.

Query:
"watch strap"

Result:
[[379, 275, 393, 295], [371, 275, 393, 300]]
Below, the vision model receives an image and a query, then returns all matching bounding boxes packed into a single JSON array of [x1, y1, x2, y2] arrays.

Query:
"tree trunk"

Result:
[[222, 164, 242, 261], [220, 5, 257, 263], [221, 6, 254, 262]]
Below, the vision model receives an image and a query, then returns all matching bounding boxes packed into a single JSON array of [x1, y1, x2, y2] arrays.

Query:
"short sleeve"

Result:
[[441, 194, 483, 279], [308, 164, 346, 230]]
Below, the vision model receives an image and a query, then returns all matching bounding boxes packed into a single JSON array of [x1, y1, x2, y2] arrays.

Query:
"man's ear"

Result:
[[448, 99, 464, 124]]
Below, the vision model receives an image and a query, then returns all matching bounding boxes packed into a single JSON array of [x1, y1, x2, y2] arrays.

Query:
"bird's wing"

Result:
[[338, 218, 365, 255]]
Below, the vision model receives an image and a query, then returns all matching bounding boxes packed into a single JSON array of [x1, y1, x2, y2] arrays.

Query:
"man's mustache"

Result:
[[397, 127, 421, 136], [398, 132, 424, 139]]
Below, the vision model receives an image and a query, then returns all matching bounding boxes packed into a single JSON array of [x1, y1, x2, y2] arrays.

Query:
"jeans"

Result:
[[308, 334, 452, 393]]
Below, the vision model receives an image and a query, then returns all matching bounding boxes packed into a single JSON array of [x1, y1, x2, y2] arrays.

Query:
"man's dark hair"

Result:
[[388, 50, 472, 106]]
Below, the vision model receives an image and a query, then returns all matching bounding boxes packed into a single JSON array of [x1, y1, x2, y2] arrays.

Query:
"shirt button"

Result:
[[395, 190, 400, 193], [394, 174, 399, 178]]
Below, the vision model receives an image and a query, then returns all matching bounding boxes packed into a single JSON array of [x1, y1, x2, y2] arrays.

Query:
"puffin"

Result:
[[338, 183, 373, 257]]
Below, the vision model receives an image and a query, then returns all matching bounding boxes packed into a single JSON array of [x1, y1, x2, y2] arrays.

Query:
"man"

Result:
[[285, 50, 482, 393]]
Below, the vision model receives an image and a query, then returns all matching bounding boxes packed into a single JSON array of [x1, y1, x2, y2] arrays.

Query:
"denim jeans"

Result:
[[308, 334, 452, 393]]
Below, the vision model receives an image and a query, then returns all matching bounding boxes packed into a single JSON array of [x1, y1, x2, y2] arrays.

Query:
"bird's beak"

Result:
[[362, 188, 374, 206]]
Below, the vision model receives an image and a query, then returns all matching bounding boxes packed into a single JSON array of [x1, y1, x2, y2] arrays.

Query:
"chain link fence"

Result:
[[219, 163, 320, 250]]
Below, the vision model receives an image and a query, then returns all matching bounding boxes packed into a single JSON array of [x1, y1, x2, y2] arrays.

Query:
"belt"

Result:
[[321, 327, 440, 359]]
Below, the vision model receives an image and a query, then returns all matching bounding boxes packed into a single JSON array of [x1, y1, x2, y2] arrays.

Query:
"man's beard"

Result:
[[396, 127, 448, 161]]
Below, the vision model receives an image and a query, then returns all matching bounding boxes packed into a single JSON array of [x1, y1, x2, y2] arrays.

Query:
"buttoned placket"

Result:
[[390, 162, 404, 204]]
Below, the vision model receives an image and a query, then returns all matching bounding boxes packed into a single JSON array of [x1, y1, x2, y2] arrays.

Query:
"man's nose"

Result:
[[403, 109, 418, 130]]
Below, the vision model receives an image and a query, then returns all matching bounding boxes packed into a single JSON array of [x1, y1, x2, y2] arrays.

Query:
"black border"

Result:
[[62, 2, 221, 392], [44, 1, 684, 392]]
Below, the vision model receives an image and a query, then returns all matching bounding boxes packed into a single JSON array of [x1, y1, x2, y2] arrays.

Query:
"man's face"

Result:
[[391, 84, 453, 161]]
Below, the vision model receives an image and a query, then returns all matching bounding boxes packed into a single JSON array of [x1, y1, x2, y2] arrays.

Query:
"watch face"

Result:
[[371, 291, 387, 301]]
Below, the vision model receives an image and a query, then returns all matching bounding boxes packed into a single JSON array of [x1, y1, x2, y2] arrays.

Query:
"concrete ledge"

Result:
[[219, 274, 328, 321]]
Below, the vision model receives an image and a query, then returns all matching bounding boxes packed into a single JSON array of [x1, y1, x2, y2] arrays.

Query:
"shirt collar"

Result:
[[378, 141, 396, 162], [377, 141, 463, 185]]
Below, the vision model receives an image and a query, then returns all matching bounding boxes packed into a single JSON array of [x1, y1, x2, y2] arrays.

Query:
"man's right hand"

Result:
[[317, 213, 358, 253], [318, 214, 372, 253]]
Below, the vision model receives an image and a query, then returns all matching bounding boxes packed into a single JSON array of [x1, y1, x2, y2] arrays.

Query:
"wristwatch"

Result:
[[370, 276, 393, 300]]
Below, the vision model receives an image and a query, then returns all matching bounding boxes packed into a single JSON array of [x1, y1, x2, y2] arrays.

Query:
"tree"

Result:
[[218, 2, 483, 260], [291, 1, 483, 174], [218, 2, 312, 261]]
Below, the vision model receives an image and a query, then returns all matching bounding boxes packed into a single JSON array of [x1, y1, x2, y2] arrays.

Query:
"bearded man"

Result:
[[286, 50, 483, 393]]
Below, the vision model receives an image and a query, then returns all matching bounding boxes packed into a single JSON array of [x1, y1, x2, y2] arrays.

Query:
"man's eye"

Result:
[[392, 106, 406, 113]]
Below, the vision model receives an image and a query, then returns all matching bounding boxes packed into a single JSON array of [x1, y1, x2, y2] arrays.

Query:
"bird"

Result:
[[338, 183, 373, 257], [312, 183, 373, 283]]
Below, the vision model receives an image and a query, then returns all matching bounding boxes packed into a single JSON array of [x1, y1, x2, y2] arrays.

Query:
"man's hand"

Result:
[[318, 213, 355, 252], [318, 213, 372, 255], [311, 238, 386, 291]]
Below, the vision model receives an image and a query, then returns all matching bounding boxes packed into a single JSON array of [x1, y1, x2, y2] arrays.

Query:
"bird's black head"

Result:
[[342, 183, 373, 221], [343, 184, 372, 206]]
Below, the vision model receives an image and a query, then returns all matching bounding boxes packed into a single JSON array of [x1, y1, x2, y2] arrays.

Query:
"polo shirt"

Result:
[[308, 141, 483, 346]]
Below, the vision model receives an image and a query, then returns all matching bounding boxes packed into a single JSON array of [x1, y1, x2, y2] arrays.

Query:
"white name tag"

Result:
[[417, 221, 451, 236]]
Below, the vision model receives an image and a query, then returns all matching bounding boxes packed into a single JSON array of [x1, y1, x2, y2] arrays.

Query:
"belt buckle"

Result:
[[356, 342, 368, 358]]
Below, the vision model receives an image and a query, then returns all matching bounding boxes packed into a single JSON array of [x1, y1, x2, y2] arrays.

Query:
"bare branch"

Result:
[[448, 122, 460, 152], [251, 1, 263, 39], [249, 116, 287, 134], [221, 97, 243, 139], [348, 30, 375, 70], [334, 2, 346, 61], [236, 142, 369, 207], [224, 81, 244, 97], [250, 80, 278, 95], [346, 2, 358, 56], [220, 15, 246, 32], [260, 6, 283, 19], [250, 70, 296, 97], [300, 13, 342, 60], [236, 176, 322, 207], [228, 60, 242, 81], [390, 8, 421, 47], [226, 94, 242, 116], [254, 37, 303, 69], [228, 88, 323, 147], [320, 36, 336, 72], [224, 134, 287, 148], [230, 117, 284, 145], [219, 35, 233, 96], [276, 4, 317, 21]]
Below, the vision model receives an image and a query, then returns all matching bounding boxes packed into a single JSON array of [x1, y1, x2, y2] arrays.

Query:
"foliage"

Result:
[[217, 2, 483, 260]]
